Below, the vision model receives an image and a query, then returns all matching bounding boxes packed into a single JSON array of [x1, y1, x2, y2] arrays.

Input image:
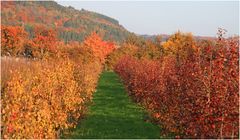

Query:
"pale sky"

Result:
[[57, 1, 239, 37]]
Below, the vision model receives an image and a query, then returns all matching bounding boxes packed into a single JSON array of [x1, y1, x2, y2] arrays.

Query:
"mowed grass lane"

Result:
[[63, 71, 161, 139]]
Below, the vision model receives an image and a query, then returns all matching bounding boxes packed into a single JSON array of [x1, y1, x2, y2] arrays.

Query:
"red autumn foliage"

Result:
[[1, 25, 27, 56], [30, 26, 58, 58], [83, 32, 116, 63], [115, 37, 239, 138], [33, 27, 57, 47], [1, 25, 59, 58]]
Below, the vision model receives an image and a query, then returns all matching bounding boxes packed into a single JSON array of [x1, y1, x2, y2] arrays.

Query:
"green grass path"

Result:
[[63, 71, 161, 139]]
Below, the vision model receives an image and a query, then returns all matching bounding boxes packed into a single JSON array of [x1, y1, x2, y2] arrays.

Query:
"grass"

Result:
[[62, 71, 161, 139]]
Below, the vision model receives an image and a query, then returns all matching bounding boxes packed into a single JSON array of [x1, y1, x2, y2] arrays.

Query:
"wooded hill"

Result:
[[1, 1, 131, 43]]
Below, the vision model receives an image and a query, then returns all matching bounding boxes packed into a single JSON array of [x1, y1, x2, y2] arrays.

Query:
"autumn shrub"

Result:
[[1, 26, 115, 61], [83, 32, 116, 63], [162, 31, 196, 60], [27, 26, 58, 58], [1, 25, 57, 59], [1, 57, 101, 139], [1, 26, 28, 56], [105, 36, 164, 71], [115, 36, 239, 138], [56, 41, 99, 64], [105, 43, 138, 70], [1, 25, 116, 139]]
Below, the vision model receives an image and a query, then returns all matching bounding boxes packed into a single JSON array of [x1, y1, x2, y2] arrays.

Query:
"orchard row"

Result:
[[115, 35, 239, 138], [1, 26, 116, 138]]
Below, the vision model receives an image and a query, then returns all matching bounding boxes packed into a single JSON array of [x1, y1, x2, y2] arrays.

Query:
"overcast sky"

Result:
[[57, 1, 239, 37]]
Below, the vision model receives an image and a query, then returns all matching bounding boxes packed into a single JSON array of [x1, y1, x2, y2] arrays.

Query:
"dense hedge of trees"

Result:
[[114, 31, 239, 138], [1, 25, 116, 139]]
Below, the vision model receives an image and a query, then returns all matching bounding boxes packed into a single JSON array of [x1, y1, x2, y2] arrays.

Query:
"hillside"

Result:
[[1, 1, 131, 43]]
